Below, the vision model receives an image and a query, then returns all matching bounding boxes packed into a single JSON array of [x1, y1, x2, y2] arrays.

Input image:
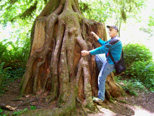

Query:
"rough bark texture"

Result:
[[20, 0, 123, 115]]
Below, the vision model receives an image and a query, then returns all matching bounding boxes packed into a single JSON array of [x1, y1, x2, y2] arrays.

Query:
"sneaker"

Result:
[[92, 97, 103, 105]]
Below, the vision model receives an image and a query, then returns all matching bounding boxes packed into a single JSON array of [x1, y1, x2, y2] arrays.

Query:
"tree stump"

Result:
[[20, 0, 124, 115]]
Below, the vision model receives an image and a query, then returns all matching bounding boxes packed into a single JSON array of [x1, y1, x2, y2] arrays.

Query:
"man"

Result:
[[81, 25, 122, 104]]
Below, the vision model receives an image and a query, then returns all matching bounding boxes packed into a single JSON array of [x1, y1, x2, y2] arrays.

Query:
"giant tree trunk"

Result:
[[20, 0, 123, 115]]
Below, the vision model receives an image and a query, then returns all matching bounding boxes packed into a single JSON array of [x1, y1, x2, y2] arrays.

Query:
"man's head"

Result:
[[107, 25, 118, 38]]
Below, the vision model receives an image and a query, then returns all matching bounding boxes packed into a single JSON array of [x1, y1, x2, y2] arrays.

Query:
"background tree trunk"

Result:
[[20, 0, 123, 115]]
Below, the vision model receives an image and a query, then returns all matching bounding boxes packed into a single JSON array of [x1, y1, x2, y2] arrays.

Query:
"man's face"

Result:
[[108, 28, 118, 38]]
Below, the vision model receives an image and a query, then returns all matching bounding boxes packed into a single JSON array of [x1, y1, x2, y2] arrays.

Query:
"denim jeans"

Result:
[[95, 54, 115, 101]]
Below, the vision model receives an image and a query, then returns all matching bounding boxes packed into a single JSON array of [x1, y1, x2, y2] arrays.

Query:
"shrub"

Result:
[[123, 43, 153, 66], [0, 62, 11, 87], [0, 62, 12, 95], [0, 62, 25, 95], [115, 76, 147, 96], [0, 41, 7, 59], [122, 43, 154, 92], [128, 61, 154, 91], [0, 39, 30, 68]]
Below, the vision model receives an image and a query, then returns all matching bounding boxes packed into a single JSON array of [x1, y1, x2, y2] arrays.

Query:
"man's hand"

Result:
[[90, 31, 95, 36], [90, 31, 99, 40], [81, 50, 90, 56]]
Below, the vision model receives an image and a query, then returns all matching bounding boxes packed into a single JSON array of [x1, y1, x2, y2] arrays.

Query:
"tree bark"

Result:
[[20, 0, 123, 115]]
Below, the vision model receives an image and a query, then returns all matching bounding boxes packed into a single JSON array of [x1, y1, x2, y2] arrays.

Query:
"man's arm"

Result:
[[81, 31, 106, 57], [91, 31, 108, 45], [90, 31, 99, 40], [81, 45, 107, 57], [81, 32, 99, 57]]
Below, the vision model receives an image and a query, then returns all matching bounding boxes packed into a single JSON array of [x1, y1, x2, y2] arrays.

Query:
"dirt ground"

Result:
[[0, 78, 154, 116]]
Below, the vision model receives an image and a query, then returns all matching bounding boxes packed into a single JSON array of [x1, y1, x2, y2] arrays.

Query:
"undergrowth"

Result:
[[115, 76, 148, 96], [0, 106, 36, 116], [0, 38, 29, 95], [0, 65, 25, 96], [116, 43, 154, 95]]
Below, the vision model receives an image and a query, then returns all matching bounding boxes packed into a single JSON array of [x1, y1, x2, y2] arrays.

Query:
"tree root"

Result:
[[20, 85, 76, 116], [20, 0, 124, 115]]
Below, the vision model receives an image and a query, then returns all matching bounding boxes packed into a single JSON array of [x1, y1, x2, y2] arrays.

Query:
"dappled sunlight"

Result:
[[127, 105, 154, 116], [97, 108, 116, 116], [88, 103, 154, 116], [88, 106, 116, 116]]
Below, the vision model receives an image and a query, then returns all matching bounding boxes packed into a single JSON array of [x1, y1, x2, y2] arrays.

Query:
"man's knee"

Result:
[[95, 54, 106, 63], [95, 54, 100, 63], [98, 74, 106, 83]]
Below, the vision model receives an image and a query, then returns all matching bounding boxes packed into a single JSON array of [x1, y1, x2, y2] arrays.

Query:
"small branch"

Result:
[[17, 98, 38, 107], [0, 104, 17, 111]]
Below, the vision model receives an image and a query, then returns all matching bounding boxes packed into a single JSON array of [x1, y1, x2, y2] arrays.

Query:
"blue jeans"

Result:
[[95, 54, 115, 101]]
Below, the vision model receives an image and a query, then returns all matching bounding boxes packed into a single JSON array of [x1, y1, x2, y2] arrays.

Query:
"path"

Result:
[[0, 79, 154, 116]]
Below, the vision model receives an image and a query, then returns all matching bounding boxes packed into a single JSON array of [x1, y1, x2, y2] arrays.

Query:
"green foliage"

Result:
[[0, 41, 7, 58], [0, 63, 8, 95], [139, 9, 154, 36], [113, 0, 145, 22], [0, 108, 3, 113], [116, 76, 147, 96], [0, 38, 30, 68], [122, 43, 154, 92], [0, 22, 30, 95], [0, 62, 11, 87], [1, 106, 36, 116], [12, 108, 28, 116], [0, 0, 47, 24], [79, 0, 114, 23], [6, 67, 25, 81], [0, 63, 25, 95], [123, 43, 153, 66], [127, 61, 154, 91], [79, 0, 145, 26], [30, 106, 36, 110], [148, 14, 154, 27]]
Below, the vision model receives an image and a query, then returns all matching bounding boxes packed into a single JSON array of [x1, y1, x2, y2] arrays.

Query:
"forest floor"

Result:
[[0, 78, 154, 116]]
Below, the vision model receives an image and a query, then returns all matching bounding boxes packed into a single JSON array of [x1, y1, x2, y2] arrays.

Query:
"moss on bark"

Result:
[[20, 0, 124, 115]]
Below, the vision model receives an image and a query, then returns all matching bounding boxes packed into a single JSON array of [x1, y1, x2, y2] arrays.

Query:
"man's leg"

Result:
[[95, 54, 106, 71], [97, 62, 114, 101], [94, 54, 108, 103]]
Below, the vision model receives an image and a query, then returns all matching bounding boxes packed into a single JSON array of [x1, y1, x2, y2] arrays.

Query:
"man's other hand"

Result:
[[81, 50, 90, 56]]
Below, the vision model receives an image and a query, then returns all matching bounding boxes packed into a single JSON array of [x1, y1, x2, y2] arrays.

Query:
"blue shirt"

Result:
[[90, 36, 122, 64]]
